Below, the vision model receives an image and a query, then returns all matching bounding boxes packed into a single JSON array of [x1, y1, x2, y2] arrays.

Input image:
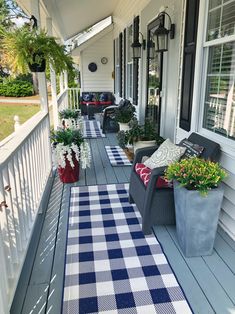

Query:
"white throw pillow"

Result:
[[143, 138, 186, 169]]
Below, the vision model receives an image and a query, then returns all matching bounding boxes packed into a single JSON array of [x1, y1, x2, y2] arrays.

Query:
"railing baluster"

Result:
[[3, 166, 19, 264], [0, 173, 14, 279]]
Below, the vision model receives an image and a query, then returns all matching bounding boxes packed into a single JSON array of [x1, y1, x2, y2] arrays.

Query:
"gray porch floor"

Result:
[[11, 133, 235, 314]]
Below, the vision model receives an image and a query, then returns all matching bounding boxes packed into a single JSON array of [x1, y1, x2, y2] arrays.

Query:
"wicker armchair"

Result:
[[129, 133, 221, 234]]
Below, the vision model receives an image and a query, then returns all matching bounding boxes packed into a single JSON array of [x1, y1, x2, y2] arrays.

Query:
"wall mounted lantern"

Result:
[[131, 32, 146, 59], [153, 12, 175, 52]]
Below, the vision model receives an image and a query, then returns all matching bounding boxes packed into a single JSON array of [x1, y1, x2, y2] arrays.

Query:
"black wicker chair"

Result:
[[129, 133, 221, 234]]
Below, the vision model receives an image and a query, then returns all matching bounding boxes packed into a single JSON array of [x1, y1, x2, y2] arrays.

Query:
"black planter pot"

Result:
[[28, 53, 46, 72]]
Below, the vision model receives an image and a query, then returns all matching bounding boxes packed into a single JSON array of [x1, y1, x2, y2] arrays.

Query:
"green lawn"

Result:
[[0, 104, 40, 141]]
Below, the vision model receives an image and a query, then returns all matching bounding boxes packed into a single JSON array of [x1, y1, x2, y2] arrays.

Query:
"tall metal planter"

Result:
[[173, 181, 224, 257]]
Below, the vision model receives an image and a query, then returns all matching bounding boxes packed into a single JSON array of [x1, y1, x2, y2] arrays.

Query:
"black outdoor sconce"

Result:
[[153, 11, 175, 53], [131, 32, 146, 59]]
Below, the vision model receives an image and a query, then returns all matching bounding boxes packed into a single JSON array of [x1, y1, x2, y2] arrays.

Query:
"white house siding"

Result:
[[175, 0, 235, 240], [80, 31, 114, 92]]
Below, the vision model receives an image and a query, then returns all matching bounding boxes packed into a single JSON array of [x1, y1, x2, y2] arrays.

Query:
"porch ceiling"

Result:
[[18, 0, 119, 41]]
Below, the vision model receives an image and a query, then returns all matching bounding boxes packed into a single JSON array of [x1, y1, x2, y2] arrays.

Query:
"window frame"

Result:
[[126, 23, 134, 102], [198, 0, 235, 148]]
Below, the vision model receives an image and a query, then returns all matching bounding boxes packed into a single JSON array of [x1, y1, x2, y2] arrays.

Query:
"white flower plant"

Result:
[[51, 126, 91, 170]]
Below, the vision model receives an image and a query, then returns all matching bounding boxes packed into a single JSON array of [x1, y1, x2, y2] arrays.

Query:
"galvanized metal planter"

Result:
[[173, 181, 224, 257]]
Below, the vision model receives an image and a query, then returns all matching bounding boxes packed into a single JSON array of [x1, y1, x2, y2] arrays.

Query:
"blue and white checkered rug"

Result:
[[83, 118, 105, 138], [63, 183, 192, 314], [105, 146, 132, 166]]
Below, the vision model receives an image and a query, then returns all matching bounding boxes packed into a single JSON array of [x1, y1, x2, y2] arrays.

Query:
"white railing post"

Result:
[[60, 74, 64, 94], [47, 17, 59, 130], [14, 115, 21, 131]]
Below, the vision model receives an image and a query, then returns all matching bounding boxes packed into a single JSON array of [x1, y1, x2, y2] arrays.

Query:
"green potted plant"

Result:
[[59, 108, 82, 129], [114, 102, 135, 131], [165, 157, 227, 257], [51, 127, 90, 183], [120, 118, 164, 152], [0, 25, 73, 74]]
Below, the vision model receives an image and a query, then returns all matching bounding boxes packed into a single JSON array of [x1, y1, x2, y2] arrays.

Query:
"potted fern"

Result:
[[165, 157, 227, 257], [0, 25, 73, 74]]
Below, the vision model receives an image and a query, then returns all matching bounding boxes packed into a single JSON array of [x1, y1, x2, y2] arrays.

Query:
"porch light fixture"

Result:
[[131, 32, 146, 59], [153, 12, 175, 52]]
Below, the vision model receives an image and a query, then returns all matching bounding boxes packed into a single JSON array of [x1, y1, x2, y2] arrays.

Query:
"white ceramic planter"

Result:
[[173, 181, 224, 257], [118, 122, 130, 132], [133, 140, 156, 153]]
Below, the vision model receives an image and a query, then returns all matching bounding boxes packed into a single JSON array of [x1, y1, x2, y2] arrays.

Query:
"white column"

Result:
[[59, 74, 64, 93], [64, 71, 68, 89], [47, 17, 59, 129], [30, 0, 49, 113]]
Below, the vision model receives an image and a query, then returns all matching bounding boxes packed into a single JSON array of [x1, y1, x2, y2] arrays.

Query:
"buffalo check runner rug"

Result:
[[63, 183, 192, 314], [83, 118, 105, 138], [105, 146, 132, 166]]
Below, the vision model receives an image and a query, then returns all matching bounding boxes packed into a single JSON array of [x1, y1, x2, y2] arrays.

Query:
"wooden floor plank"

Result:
[[167, 226, 235, 313], [45, 184, 71, 314], [28, 178, 63, 286], [203, 252, 235, 304], [153, 226, 214, 314], [22, 283, 49, 314], [90, 139, 107, 184], [96, 137, 118, 184], [214, 233, 235, 274]]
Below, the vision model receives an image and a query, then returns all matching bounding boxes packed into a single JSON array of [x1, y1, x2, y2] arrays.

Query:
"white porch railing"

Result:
[[0, 111, 52, 313], [57, 87, 80, 111]]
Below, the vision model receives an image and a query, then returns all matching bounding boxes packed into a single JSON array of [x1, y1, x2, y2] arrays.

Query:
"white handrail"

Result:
[[0, 111, 52, 312]]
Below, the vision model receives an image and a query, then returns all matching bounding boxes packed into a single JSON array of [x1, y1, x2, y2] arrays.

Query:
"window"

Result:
[[126, 24, 133, 100], [203, 0, 235, 141]]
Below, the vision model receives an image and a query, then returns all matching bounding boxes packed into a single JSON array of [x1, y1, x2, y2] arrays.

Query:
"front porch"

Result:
[[10, 132, 235, 314]]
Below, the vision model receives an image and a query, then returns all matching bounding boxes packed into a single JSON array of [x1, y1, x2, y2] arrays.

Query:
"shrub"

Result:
[[165, 157, 227, 195], [0, 79, 34, 97]]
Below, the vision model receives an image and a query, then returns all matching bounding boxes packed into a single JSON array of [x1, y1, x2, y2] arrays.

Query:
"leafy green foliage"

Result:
[[117, 130, 129, 149], [125, 118, 164, 145], [0, 25, 74, 75], [165, 157, 227, 195], [0, 78, 34, 96], [59, 109, 80, 119], [50, 128, 84, 147], [114, 103, 135, 123]]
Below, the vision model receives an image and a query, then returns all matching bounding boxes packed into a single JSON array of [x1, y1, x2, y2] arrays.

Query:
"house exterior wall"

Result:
[[175, 0, 235, 240], [139, 0, 184, 140], [80, 31, 114, 92]]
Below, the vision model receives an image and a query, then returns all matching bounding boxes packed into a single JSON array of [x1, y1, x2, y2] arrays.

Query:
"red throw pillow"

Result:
[[135, 163, 173, 188]]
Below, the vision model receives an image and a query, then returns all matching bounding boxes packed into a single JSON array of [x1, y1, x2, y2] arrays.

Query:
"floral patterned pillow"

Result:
[[143, 138, 186, 170]]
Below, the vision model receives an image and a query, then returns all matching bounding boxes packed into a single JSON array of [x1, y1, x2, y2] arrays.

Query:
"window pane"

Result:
[[203, 42, 235, 140], [127, 25, 133, 62], [207, 0, 235, 40]]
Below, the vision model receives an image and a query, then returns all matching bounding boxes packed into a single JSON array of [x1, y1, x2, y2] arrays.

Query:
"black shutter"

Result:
[[113, 40, 116, 93], [133, 16, 139, 105], [119, 33, 123, 97], [179, 0, 200, 131], [123, 28, 126, 98]]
